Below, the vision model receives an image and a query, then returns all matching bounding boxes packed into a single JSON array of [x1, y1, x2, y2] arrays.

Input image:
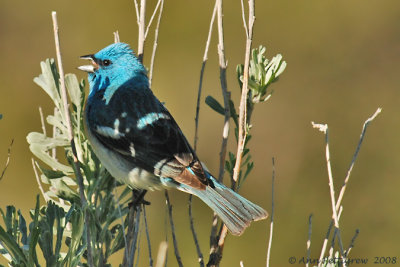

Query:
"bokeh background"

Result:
[[1, 0, 399, 266]]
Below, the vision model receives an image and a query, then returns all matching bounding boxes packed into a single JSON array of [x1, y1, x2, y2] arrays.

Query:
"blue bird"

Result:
[[79, 43, 267, 235]]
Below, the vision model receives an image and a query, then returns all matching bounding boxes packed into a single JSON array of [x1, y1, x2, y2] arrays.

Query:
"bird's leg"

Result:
[[129, 189, 150, 208]]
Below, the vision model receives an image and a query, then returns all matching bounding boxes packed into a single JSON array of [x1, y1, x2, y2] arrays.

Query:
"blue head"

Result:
[[79, 43, 148, 97]]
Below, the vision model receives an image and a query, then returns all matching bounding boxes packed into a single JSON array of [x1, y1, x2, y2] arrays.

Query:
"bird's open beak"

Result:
[[78, 54, 98, 73]]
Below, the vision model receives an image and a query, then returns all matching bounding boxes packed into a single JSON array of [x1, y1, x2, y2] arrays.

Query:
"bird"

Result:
[[78, 42, 268, 236]]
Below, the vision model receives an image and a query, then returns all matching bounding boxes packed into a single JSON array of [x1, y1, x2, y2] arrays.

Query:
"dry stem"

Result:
[[165, 191, 183, 267], [188, 3, 218, 266], [0, 139, 13, 182], [143, 205, 154, 267], [266, 158, 276, 267], [312, 107, 381, 266], [208, 0, 231, 264], [232, 0, 255, 187], [155, 241, 168, 267], [306, 214, 313, 267], [32, 159, 50, 202], [149, 0, 165, 85], [137, 0, 146, 61], [51, 11, 93, 266]]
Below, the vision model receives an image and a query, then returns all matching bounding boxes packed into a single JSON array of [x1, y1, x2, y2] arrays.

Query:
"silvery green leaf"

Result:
[[29, 144, 73, 173], [34, 59, 61, 109], [265, 67, 274, 85], [275, 57, 287, 77], [65, 74, 81, 110], [41, 174, 50, 185], [47, 114, 68, 134], [27, 132, 69, 149]]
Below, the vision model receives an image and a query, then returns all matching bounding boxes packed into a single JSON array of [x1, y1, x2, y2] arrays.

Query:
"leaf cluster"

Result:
[[206, 46, 286, 189], [0, 59, 131, 266]]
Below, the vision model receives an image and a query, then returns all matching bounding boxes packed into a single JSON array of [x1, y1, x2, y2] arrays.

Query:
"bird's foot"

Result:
[[128, 189, 150, 208]]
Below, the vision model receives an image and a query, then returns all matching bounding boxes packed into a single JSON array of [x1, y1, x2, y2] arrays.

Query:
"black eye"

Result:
[[102, 59, 111, 66]]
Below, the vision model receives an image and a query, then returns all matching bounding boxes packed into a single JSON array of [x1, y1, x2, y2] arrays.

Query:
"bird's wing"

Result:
[[86, 84, 208, 189]]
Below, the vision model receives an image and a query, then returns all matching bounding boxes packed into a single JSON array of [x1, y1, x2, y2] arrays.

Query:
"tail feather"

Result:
[[178, 176, 268, 236]]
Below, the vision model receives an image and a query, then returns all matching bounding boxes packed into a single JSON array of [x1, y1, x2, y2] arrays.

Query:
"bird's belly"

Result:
[[85, 123, 164, 190]]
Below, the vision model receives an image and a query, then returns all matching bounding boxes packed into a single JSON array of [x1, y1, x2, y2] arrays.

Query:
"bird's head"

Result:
[[78, 43, 148, 95]]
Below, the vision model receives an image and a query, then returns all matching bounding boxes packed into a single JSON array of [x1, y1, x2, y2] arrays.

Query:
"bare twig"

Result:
[[144, 0, 162, 39], [306, 214, 313, 267], [0, 139, 13, 182], [52, 107, 57, 159], [32, 158, 50, 202], [129, 207, 142, 267], [216, 0, 230, 184], [335, 108, 382, 211], [137, 0, 146, 61], [345, 229, 360, 257], [39, 107, 47, 136], [209, 1, 255, 265], [133, 0, 140, 25], [143, 205, 154, 267], [149, 0, 165, 85], [311, 123, 341, 229], [314, 108, 381, 265], [165, 191, 183, 267], [312, 122, 345, 265], [194, 1, 217, 151], [240, 0, 249, 38], [123, 191, 144, 267], [266, 157, 276, 267], [188, 3, 218, 266], [114, 31, 120, 43], [155, 241, 168, 267], [209, 0, 231, 262], [51, 12, 93, 266], [232, 0, 255, 188], [189, 195, 204, 267]]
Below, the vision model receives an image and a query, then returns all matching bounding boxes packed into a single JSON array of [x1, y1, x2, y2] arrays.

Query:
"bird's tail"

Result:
[[178, 175, 268, 236]]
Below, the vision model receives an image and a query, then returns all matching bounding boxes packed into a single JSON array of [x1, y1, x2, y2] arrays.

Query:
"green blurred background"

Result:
[[1, 0, 399, 266]]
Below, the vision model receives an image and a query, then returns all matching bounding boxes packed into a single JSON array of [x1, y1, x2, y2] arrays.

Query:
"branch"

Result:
[[306, 214, 313, 267], [266, 157, 276, 267], [314, 108, 381, 264], [209, 0, 231, 264], [209, 1, 255, 265], [194, 1, 217, 151], [311, 122, 345, 264], [335, 108, 382, 211], [188, 3, 218, 267], [232, 0, 255, 188], [165, 191, 183, 267], [38, 107, 47, 136], [144, 0, 162, 39], [149, 0, 165, 85], [51, 11, 93, 266], [32, 159, 50, 202], [0, 139, 13, 182], [188, 196, 204, 267], [216, 0, 230, 184], [155, 241, 168, 267], [143, 205, 154, 267], [137, 0, 146, 61]]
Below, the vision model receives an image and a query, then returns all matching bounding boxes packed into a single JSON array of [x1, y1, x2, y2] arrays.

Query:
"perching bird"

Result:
[[79, 43, 267, 235]]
